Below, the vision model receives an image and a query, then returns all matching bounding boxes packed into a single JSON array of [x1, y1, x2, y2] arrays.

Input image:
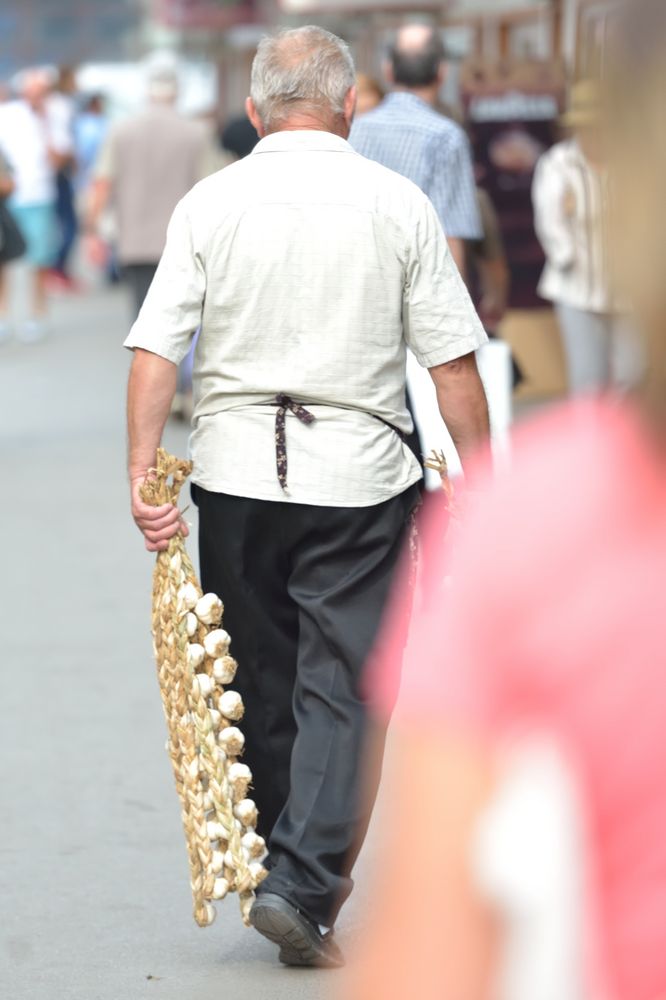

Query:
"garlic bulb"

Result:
[[241, 831, 266, 859], [207, 820, 226, 842], [212, 877, 230, 900], [249, 861, 266, 884], [203, 629, 231, 659], [208, 709, 222, 731], [233, 798, 258, 829], [185, 612, 198, 637], [218, 690, 244, 722], [224, 848, 236, 870], [194, 673, 214, 698], [179, 581, 199, 611], [218, 726, 245, 756], [210, 850, 225, 874], [187, 643, 205, 669], [195, 593, 223, 626], [212, 656, 237, 684], [203, 902, 217, 926], [228, 762, 252, 801], [229, 762, 251, 782]]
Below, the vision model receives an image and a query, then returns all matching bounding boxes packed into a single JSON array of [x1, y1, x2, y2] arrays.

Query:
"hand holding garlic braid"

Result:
[[140, 449, 267, 927]]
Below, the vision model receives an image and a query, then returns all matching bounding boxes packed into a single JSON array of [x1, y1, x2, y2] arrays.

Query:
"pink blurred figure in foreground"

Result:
[[348, 2, 666, 997]]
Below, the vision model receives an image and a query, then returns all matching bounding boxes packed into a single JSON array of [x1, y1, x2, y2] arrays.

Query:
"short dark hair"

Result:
[[390, 30, 444, 88]]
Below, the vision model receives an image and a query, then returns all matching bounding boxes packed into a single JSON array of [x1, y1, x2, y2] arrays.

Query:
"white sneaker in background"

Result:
[[18, 319, 48, 344]]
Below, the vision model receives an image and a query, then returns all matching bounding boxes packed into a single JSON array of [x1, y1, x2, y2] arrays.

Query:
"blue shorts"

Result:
[[9, 202, 58, 268]]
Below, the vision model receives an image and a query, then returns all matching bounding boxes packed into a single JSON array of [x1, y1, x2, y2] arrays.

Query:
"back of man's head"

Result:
[[20, 68, 52, 109], [146, 66, 179, 105], [390, 24, 444, 89], [250, 26, 355, 132]]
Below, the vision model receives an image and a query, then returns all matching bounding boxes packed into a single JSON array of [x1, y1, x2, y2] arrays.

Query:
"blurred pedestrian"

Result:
[[74, 94, 107, 199], [85, 64, 213, 319], [48, 66, 79, 290], [0, 69, 72, 341], [355, 73, 383, 117], [220, 114, 259, 160], [125, 25, 489, 969], [0, 148, 24, 342], [532, 80, 638, 394], [350, 24, 481, 278], [349, 4, 666, 996], [467, 186, 523, 387]]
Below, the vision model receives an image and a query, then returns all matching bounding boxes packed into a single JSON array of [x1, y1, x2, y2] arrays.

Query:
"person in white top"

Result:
[[125, 26, 489, 968], [532, 80, 638, 394], [0, 69, 73, 340]]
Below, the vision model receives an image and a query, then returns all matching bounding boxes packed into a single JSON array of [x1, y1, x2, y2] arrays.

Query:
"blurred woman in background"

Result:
[[350, 2, 666, 998], [532, 80, 638, 395]]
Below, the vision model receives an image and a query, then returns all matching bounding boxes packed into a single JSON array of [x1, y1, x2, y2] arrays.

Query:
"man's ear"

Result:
[[343, 85, 357, 128], [383, 59, 395, 86], [246, 96, 265, 138], [436, 63, 447, 89]]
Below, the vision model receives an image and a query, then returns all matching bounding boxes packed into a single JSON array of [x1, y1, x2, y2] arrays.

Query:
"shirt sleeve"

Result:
[[123, 197, 205, 364], [426, 129, 483, 240], [403, 194, 488, 368], [532, 150, 576, 271]]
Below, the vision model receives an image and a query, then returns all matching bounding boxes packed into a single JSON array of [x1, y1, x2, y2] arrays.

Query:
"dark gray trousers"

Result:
[[196, 485, 419, 926], [121, 262, 158, 320]]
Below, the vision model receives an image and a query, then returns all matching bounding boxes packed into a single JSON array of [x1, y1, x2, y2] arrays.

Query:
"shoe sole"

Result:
[[250, 896, 343, 968]]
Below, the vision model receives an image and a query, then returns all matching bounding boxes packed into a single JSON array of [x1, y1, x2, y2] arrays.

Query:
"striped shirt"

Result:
[[350, 92, 482, 241]]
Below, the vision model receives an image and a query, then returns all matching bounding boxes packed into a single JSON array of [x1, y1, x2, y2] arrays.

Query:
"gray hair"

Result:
[[250, 26, 355, 130]]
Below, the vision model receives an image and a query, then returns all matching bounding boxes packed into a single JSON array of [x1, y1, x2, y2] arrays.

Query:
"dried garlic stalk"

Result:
[[140, 449, 267, 927]]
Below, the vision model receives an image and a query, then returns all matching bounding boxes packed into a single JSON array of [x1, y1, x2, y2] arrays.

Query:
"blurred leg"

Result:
[[122, 263, 158, 321], [33, 268, 48, 317], [610, 316, 643, 391], [0, 264, 8, 316], [54, 172, 78, 277], [556, 303, 609, 393]]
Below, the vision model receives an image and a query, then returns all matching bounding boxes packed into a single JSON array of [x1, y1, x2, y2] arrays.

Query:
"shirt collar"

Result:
[[252, 130, 354, 155], [382, 91, 432, 111]]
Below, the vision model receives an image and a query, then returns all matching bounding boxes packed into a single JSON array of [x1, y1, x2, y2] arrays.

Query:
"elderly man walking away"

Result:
[[350, 24, 481, 278], [86, 65, 213, 319], [125, 26, 489, 968]]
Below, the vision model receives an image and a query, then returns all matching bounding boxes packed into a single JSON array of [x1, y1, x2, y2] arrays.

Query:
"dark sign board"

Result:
[[462, 58, 566, 309]]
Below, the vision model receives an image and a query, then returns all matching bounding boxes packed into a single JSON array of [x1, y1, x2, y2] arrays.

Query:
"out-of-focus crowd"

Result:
[[0, 37, 637, 415], [0, 61, 250, 348]]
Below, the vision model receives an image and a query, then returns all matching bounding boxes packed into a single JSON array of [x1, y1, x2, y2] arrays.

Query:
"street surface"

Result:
[[0, 274, 375, 999]]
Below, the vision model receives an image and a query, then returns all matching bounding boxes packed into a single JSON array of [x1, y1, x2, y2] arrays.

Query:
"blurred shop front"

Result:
[[148, 0, 621, 401]]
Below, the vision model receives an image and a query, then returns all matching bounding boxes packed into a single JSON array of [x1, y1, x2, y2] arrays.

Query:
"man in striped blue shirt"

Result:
[[350, 24, 481, 278]]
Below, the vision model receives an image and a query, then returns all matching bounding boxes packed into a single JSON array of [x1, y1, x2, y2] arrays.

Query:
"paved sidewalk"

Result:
[[0, 282, 369, 1000]]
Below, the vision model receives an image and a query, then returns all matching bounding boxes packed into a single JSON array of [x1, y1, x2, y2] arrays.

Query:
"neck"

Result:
[[394, 83, 439, 107], [268, 112, 349, 139]]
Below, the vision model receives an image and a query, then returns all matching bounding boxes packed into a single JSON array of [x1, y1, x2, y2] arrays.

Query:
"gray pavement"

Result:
[[0, 278, 372, 999]]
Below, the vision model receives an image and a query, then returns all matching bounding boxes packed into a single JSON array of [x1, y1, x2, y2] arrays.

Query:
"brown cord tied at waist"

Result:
[[274, 393, 316, 493]]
